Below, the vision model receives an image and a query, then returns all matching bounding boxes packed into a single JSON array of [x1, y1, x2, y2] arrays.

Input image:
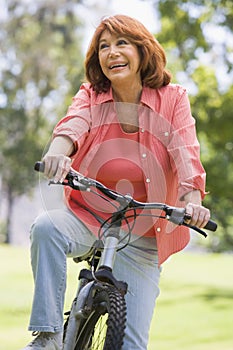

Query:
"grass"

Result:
[[148, 252, 233, 350], [0, 244, 233, 349]]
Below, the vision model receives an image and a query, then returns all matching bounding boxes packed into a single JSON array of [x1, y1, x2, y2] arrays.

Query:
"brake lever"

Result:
[[66, 174, 91, 191], [48, 177, 89, 192], [165, 207, 186, 225], [182, 222, 207, 238], [48, 180, 64, 186], [165, 206, 212, 237]]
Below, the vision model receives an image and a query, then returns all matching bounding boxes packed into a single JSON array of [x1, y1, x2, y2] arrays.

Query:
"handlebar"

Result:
[[34, 161, 217, 236]]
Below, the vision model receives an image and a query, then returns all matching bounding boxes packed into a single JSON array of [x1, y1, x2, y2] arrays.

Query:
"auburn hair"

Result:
[[85, 14, 171, 93]]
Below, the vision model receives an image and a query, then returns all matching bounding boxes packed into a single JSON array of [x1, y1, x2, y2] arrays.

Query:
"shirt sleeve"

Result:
[[167, 86, 207, 200], [53, 84, 92, 153]]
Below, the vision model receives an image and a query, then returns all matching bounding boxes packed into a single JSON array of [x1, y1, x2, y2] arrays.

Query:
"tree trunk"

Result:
[[4, 186, 14, 244]]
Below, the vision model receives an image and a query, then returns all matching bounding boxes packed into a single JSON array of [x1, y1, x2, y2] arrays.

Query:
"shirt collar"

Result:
[[95, 87, 114, 105], [140, 86, 157, 112], [95, 85, 157, 112]]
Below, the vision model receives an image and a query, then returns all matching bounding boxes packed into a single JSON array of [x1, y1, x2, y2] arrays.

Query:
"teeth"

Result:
[[110, 63, 127, 69]]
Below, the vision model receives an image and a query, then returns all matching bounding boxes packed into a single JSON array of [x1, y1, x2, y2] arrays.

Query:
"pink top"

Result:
[[53, 83, 207, 265]]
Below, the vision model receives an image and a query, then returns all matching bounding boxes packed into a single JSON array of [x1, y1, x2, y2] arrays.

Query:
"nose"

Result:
[[109, 45, 120, 58]]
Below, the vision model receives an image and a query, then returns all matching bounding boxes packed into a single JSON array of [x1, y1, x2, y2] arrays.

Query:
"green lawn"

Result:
[[1, 244, 232, 350]]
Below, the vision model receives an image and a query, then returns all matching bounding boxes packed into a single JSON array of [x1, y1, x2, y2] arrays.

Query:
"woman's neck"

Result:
[[112, 82, 142, 104]]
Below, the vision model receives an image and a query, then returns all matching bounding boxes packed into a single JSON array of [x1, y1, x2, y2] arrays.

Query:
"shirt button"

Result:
[[156, 227, 161, 232], [146, 178, 150, 183], [141, 128, 145, 133], [142, 153, 147, 158], [164, 131, 169, 137]]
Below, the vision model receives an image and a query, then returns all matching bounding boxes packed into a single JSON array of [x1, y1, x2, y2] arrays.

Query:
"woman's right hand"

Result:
[[42, 153, 72, 183], [41, 136, 75, 182]]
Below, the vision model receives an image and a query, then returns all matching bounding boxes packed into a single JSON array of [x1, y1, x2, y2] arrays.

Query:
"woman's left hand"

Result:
[[185, 202, 210, 228]]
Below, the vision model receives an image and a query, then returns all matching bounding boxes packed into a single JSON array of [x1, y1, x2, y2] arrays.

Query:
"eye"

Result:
[[117, 39, 128, 46], [99, 42, 109, 50]]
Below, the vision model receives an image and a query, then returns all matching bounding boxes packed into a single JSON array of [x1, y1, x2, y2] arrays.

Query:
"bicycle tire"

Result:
[[74, 285, 126, 350]]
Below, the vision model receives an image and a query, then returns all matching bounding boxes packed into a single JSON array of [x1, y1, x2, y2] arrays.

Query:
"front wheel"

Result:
[[75, 285, 126, 350]]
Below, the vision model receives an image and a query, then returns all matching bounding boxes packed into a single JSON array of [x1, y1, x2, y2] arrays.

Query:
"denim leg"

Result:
[[113, 236, 160, 350], [29, 208, 95, 332]]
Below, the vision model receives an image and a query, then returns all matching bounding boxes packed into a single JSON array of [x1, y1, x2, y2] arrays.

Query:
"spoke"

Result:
[[91, 314, 108, 349]]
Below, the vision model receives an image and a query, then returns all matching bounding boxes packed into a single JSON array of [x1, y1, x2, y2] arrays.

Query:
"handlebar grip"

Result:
[[204, 220, 217, 232], [34, 161, 45, 173]]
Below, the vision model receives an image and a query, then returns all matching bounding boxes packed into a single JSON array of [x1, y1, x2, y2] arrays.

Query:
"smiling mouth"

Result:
[[109, 63, 127, 69]]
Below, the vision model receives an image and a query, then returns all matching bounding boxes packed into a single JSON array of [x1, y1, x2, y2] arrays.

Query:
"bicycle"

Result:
[[34, 161, 217, 350]]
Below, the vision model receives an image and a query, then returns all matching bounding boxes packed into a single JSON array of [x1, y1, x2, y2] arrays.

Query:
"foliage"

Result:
[[1, 0, 232, 250], [155, 0, 233, 252], [0, 0, 85, 242]]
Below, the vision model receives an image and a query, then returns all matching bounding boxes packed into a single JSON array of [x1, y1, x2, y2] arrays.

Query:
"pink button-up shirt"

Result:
[[53, 83, 206, 265]]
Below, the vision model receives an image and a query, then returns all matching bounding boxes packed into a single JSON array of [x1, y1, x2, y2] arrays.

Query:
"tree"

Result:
[[154, 0, 233, 251], [0, 0, 85, 243]]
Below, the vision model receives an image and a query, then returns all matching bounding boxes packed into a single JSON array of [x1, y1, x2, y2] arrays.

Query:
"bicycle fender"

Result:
[[63, 309, 81, 350], [74, 281, 95, 318]]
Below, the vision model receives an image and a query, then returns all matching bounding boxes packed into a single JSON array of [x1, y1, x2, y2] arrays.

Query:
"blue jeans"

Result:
[[29, 208, 161, 350]]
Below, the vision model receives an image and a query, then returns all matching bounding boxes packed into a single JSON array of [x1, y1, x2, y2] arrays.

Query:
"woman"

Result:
[[22, 15, 210, 350]]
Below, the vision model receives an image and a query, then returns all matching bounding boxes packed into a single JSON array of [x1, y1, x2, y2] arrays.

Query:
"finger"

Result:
[[59, 158, 72, 183], [185, 203, 194, 223], [54, 156, 72, 183], [199, 209, 211, 228], [188, 206, 210, 228], [42, 156, 57, 178], [49, 160, 60, 179], [45, 157, 59, 179], [194, 210, 206, 227]]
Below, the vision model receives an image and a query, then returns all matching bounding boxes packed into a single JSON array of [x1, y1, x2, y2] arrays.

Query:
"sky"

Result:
[[0, 0, 159, 51], [0, 0, 158, 25], [80, 0, 159, 51], [110, 0, 158, 32]]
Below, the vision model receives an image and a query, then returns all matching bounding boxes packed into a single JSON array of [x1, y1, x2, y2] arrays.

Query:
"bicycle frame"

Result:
[[34, 161, 217, 350], [62, 216, 128, 350]]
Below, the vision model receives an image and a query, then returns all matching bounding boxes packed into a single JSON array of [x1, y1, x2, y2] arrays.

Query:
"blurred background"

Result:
[[0, 0, 232, 348], [0, 0, 232, 251]]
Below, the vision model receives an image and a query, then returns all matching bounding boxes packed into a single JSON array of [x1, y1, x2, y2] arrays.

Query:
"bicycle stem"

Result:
[[98, 235, 120, 271]]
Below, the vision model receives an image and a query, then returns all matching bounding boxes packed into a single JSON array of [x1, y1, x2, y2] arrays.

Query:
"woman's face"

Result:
[[98, 30, 141, 87]]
